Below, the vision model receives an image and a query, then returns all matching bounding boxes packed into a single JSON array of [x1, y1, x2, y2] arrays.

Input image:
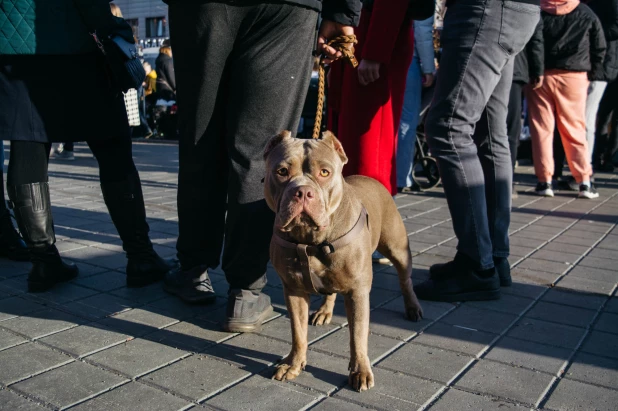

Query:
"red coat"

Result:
[[328, 0, 414, 195]]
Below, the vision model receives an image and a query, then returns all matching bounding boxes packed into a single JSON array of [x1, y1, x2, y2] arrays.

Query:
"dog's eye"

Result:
[[276, 168, 289, 177], [320, 169, 330, 177]]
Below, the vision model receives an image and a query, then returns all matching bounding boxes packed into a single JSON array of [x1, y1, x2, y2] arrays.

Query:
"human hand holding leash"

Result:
[[317, 20, 355, 64]]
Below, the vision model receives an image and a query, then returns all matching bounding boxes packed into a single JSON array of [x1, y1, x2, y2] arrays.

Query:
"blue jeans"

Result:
[[397, 54, 422, 188], [425, 0, 539, 269]]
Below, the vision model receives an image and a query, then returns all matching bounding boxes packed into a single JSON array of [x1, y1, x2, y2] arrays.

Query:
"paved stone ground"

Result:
[[1, 141, 618, 411]]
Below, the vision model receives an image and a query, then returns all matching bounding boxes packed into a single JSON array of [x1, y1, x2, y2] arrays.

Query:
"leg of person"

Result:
[[526, 75, 558, 197], [88, 137, 178, 288], [397, 54, 423, 191], [0, 141, 28, 261], [506, 81, 523, 198], [7, 140, 78, 291], [605, 110, 618, 168], [553, 128, 565, 180], [472, 58, 514, 287], [585, 80, 607, 164], [551, 72, 597, 199], [593, 80, 617, 170], [415, 0, 539, 302], [163, 2, 237, 304], [222, 3, 319, 332]]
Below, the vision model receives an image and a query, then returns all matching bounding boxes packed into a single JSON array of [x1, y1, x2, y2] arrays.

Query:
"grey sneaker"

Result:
[[224, 289, 273, 333], [54, 150, 75, 161], [163, 265, 217, 304]]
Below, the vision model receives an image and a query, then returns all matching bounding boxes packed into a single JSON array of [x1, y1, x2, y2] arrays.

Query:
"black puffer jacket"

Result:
[[163, 0, 362, 26], [155, 53, 176, 100], [513, 17, 544, 84], [541, 3, 606, 80], [588, 0, 618, 81]]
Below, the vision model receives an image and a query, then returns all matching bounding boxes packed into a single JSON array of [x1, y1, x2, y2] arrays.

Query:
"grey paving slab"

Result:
[[205, 333, 291, 373], [413, 322, 496, 356], [554, 275, 615, 296], [580, 330, 618, 359], [74, 271, 127, 292], [484, 336, 571, 374], [334, 367, 442, 410], [0, 328, 27, 351], [367, 308, 430, 340], [145, 319, 231, 352], [377, 342, 472, 383], [86, 338, 188, 378], [146, 295, 224, 320], [428, 388, 530, 411], [0, 343, 73, 385], [531, 249, 582, 264], [310, 327, 401, 363], [594, 312, 618, 334], [205, 375, 322, 411], [516, 258, 571, 275], [380, 297, 456, 320], [0, 389, 48, 410], [97, 307, 178, 337], [312, 397, 377, 411], [39, 323, 131, 357], [526, 301, 596, 328], [568, 265, 618, 283], [0, 308, 85, 339], [69, 382, 191, 411], [0, 297, 46, 322], [257, 315, 340, 345], [501, 280, 548, 300], [587, 247, 618, 260], [467, 293, 534, 315], [141, 355, 249, 402], [507, 318, 586, 349], [110, 282, 169, 304], [441, 305, 517, 334], [542, 241, 590, 255], [544, 378, 618, 411], [541, 288, 607, 310], [455, 359, 553, 405], [11, 361, 128, 409], [565, 352, 618, 390], [28, 283, 99, 305], [606, 296, 618, 313]]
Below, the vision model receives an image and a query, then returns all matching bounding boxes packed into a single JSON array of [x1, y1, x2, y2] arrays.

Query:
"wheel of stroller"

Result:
[[412, 155, 441, 190]]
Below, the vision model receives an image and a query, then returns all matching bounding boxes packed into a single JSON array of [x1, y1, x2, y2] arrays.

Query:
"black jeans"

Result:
[[8, 138, 137, 186], [507, 81, 524, 172], [168, 2, 318, 290]]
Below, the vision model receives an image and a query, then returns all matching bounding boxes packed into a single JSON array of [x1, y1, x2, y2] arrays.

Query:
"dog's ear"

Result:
[[263, 130, 292, 160], [321, 131, 348, 164]]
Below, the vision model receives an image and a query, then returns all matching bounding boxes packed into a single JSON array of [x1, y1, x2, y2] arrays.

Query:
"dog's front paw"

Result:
[[273, 357, 306, 382], [406, 303, 423, 322], [310, 307, 333, 326], [348, 360, 374, 392]]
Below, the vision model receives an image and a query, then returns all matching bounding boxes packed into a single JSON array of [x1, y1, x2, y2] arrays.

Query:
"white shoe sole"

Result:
[[535, 189, 554, 197], [578, 192, 599, 199]]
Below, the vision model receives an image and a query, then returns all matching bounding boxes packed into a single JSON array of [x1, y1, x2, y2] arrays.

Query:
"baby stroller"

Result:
[[411, 85, 441, 190]]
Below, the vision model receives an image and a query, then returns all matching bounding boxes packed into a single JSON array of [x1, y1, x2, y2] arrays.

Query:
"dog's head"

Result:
[[263, 131, 348, 233]]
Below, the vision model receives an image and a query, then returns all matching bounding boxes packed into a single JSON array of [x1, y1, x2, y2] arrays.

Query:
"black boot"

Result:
[[8, 183, 78, 292], [163, 265, 217, 304], [0, 207, 29, 261], [100, 173, 177, 287]]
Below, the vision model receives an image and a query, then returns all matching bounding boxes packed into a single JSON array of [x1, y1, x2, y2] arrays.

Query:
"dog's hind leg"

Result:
[[378, 230, 423, 322], [310, 293, 336, 326]]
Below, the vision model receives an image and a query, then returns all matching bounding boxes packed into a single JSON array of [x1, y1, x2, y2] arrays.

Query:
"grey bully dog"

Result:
[[263, 130, 423, 392]]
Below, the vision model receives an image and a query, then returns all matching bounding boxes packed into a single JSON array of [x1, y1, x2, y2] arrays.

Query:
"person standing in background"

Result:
[[527, 0, 605, 199], [155, 40, 176, 101], [508, 18, 544, 199], [328, 0, 415, 196], [396, 15, 436, 193], [0, 142, 28, 261]]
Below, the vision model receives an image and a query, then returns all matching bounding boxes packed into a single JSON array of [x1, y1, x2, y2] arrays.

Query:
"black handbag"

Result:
[[362, 0, 435, 21], [73, 0, 145, 93]]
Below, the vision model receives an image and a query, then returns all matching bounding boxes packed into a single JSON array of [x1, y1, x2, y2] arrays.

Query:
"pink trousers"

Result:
[[526, 70, 592, 183]]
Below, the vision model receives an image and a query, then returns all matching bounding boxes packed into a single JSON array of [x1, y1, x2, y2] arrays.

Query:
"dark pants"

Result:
[[8, 138, 137, 185], [594, 79, 618, 166], [507, 81, 524, 172], [425, 0, 539, 269], [553, 128, 566, 178], [168, 2, 318, 290]]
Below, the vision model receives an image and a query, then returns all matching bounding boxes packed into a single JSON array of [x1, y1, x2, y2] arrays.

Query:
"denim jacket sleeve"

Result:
[[414, 16, 435, 74]]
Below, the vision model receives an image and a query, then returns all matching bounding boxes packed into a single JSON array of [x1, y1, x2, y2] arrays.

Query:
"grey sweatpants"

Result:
[[169, 2, 318, 289]]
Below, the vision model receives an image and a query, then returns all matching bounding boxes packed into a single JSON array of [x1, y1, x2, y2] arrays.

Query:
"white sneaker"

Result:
[[535, 182, 554, 197], [578, 184, 599, 199], [372, 251, 390, 265]]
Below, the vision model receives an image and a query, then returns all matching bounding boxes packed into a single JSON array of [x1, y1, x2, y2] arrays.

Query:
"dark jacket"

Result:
[[163, 0, 362, 26], [541, 4, 606, 80], [0, 0, 134, 55], [155, 53, 176, 100], [588, 0, 618, 81], [513, 17, 544, 84]]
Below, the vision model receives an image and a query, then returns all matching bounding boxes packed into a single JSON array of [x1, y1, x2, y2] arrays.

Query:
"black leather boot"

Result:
[[8, 183, 78, 292], [0, 207, 29, 261], [101, 172, 177, 287]]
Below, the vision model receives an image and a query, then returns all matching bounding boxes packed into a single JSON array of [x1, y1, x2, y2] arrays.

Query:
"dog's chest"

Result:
[[273, 248, 344, 295]]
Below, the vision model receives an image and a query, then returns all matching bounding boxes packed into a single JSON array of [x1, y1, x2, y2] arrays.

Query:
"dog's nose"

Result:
[[295, 186, 314, 200]]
